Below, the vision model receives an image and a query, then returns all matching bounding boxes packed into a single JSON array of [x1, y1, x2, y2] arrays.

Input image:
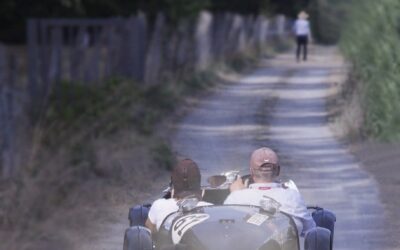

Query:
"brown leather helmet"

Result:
[[171, 159, 201, 199]]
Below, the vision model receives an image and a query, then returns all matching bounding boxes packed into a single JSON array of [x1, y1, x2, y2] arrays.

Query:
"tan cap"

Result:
[[250, 147, 279, 169], [171, 159, 201, 197], [298, 11, 309, 19]]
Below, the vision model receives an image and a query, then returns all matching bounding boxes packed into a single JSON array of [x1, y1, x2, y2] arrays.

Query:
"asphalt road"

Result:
[[171, 46, 395, 249]]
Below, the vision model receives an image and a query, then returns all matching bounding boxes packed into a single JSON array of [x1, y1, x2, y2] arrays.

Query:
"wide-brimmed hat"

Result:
[[298, 11, 309, 19]]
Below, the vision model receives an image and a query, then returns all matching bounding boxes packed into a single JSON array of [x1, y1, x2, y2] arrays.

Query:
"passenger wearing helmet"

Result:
[[145, 159, 211, 233], [224, 147, 315, 236]]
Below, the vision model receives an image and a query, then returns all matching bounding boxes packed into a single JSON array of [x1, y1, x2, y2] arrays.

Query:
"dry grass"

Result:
[[0, 41, 278, 249], [1, 127, 170, 250], [326, 56, 365, 142], [0, 76, 176, 249]]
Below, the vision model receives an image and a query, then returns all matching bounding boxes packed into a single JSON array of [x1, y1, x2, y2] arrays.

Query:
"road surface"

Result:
[[172, 46, 394, 249], [77, 46, 396, 250]]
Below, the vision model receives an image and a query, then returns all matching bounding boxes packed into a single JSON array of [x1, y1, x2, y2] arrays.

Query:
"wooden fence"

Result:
[[0, 45, 17, 179], [1, 11, 292, 179], [26, 12, 291, 98]]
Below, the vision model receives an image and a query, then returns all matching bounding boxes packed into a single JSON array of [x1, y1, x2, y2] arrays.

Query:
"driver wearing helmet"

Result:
[[145, 158, 211, 233], [224, 147, 316, 236]]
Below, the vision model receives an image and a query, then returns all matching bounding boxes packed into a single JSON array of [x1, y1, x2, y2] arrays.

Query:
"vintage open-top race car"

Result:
[[123, 171, 336, 250]]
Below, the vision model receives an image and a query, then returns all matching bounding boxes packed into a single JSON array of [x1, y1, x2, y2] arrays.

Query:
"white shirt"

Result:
[[224, 182, 315, 236], [148, 198, 212, 230], [294, 19, 310, 36]]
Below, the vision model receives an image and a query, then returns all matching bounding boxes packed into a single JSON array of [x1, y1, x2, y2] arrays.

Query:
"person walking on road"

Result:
[[293, 11, 312, 62]]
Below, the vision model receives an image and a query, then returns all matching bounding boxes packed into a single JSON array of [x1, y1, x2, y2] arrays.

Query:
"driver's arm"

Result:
[[145, 199, 161, 234], [229, 176, 246, 192], [145, 218, 157, 234]]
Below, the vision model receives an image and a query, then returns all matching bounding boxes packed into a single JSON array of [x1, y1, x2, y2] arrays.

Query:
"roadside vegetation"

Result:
[[308, 0, 350, 44], [0, 41, 282, 249], [309, 0, 400, 141], [2, 78, 179, 249], [339, 0, 400, 140]]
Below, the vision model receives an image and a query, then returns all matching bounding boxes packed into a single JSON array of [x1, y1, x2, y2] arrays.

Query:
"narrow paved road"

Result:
[[172, 46, 394, 249]]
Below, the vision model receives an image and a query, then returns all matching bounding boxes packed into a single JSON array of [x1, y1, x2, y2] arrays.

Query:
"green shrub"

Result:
[[308, 0, 352, 44], [340, 0, 400, 140], [152, 142, 175, 171]]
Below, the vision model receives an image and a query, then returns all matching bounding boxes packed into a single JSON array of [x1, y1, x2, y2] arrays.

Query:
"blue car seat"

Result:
[[306, 206, 336, 250], [129, 204, 151, 226]]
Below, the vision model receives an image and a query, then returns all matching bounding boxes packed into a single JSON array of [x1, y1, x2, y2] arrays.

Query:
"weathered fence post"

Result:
[[175, 20, 194, 75], [164, 28, 179, 76], [49, 25, 62, 84], [245, 16, 256, 51], [195, 11, 213, 71], [131, 13, 148, 82], [69, 26, 79, 81], [116, 18, 132, 77], [220, 13, 233, 59], [74, 26, 90, 82], [40, 20, 51, 95], [85, 26, 101, 83], [255, 16, 270, 53], [27, 19, 39, 108], [0, 45, 15, 179], [211, 13, 226, 61], [276, 15, 286, 38], [144, 13, 165, 84], [104, 19, 120, 78], [227, 14, 243, 56], [236, 16, 246, 54]]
